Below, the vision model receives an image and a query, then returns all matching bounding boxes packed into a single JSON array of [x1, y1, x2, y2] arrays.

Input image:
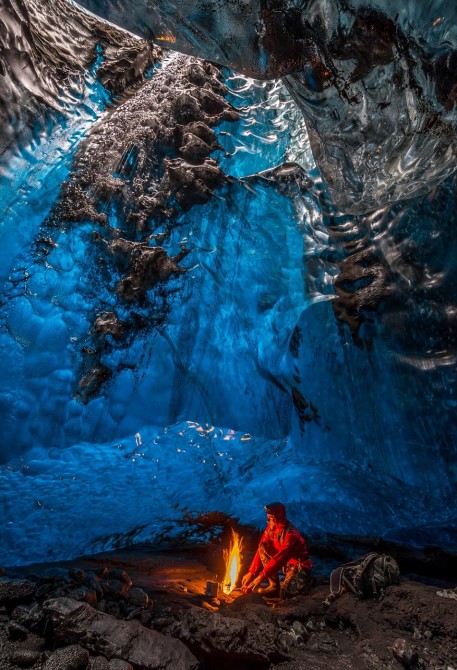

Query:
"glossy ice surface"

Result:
[[0, 0, 456, 566], [75, 0, 457, 211]]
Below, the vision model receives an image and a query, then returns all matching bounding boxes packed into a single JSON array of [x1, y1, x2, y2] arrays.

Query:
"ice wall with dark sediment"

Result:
[[75, 0, 457, 213], [0, 0, 456, 566]]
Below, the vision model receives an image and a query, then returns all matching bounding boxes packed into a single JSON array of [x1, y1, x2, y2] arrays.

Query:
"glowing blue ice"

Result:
[[75, 0, 457, 212], [0, 29, 456, 567]]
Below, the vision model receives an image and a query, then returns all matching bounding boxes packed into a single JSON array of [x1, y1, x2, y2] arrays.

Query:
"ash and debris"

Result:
[[0, 534, 456, 670]]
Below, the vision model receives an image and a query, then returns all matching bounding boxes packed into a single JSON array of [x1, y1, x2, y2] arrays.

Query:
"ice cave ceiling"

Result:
[[0, 0, 456, 567]]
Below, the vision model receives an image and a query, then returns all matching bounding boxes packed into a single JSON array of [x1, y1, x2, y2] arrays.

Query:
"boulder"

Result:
[[0, 580, 36, 606], [391, 638, 418, 667], [68, 569, 88, 583], [96, 599, 121, 618], [12, 602, 45, 631], [88, 657, 109, 670], [68, 587, 98, 607], [7, 620, 29, 641], [100, 580, 131, 598], [9, 648, 41, 668], [108, 660, 134, 670], [173, 608, 290, 665], [95, 568, 110, 579], [108, 570, 133, 587], [43, 644, 89, 670], [292, 621, 308, 638], [126, 607, 152, 626], [86, 572, 103, 600], [44, 597, 198, 670], [128, 587, 149, 608]]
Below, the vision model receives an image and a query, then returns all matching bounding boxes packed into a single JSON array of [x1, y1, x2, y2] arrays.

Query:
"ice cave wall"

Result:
[[0, 0, 456, 566], [75, 0, 457, 212]]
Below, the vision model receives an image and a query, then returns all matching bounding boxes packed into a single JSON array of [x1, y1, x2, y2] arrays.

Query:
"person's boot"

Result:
[[258, 575, 280, 596]]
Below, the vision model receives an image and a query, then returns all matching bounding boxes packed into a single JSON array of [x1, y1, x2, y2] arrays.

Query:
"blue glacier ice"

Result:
[[75, 0, 457, 212], [0, 0, 456, 568]]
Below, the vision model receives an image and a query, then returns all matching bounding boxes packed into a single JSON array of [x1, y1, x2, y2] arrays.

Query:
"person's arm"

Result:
[[257, 531, 299, 579], [248, 548, 262, 575], [241, 548, 262, 591], [241, 528, 269, 590]]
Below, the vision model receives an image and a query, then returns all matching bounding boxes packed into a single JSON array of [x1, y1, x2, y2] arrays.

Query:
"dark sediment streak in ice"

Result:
[[46, 54, 239, 401], [74, 0, 457, 213]]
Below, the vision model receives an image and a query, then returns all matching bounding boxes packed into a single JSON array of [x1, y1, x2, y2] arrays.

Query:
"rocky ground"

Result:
[[0, 537, 456, 670]]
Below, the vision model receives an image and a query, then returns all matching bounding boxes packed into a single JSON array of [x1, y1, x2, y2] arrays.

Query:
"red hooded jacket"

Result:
[[249, 519, 312, 579]]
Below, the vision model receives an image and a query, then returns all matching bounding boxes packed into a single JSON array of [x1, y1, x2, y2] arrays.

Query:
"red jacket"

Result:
[[249, 520, 312, 579]]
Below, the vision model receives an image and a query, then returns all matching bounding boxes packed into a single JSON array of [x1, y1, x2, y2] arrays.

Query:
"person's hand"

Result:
[[241, 572, 253, 593], [249, 574, 264, 591]]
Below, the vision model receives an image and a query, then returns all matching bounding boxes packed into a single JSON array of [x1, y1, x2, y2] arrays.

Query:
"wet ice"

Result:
[[0, 0, 456, 567]]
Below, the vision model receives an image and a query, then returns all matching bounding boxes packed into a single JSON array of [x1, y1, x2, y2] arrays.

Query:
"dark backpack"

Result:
[[329, 552, 400, 601]]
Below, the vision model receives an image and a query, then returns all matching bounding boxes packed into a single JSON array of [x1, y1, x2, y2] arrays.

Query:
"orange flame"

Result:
[[222, 529, 243, 595]]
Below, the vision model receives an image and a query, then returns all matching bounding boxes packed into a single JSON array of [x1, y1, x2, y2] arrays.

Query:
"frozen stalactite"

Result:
[[75, 0, 457, 213]]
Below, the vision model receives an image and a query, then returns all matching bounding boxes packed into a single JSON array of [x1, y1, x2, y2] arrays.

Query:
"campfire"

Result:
[[222, 529, 243, 595]]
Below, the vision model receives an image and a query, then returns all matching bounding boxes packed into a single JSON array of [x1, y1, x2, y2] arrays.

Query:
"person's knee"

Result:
[[282, 567, 311, 597], [259, 542, 273, 564]]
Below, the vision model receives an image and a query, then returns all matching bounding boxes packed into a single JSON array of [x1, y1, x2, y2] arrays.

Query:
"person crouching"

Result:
[[241, 502, 312, 598]]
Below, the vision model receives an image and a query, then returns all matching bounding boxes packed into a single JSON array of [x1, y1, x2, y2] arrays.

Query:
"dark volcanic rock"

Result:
[[333, 246, 395, 346], [0, 580, 36, 606], [172, 607, 290, 666], [44, 597, 199, 670], [68, 587, 98, 607], [99, 580, 131, 598], [88, 658, 109, 670], [9, 648, 41, 668], [128, 587, 149, 608], [96, 236, 191, 303], [179, 132, 214, 163], [58, 53, 238, 230], [93, 313, 126, 343], [6, 620, 28, 641], [391, 638, 419, 667], [43, 644, 90, 670], [68, 570, 88, 584], [317, 579, 457, 669], [108, 661, 133, 670], [163, 158, 226, 207], [2, 548, 457, 670], [11, 602, 45, 631], [97, 599, 121, 618], [107, 570, 132, 587], [77, 364, 113, 402]]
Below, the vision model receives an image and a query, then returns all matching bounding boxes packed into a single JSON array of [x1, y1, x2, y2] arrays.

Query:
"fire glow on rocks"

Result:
[[222, 529, 243, 595]]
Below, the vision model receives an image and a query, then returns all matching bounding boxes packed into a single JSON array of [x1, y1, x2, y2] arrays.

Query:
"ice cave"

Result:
[[1, 0, 457, 576]]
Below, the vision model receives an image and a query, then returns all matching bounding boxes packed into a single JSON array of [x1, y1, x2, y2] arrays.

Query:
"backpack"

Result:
[[329, 552, 400, 601]]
